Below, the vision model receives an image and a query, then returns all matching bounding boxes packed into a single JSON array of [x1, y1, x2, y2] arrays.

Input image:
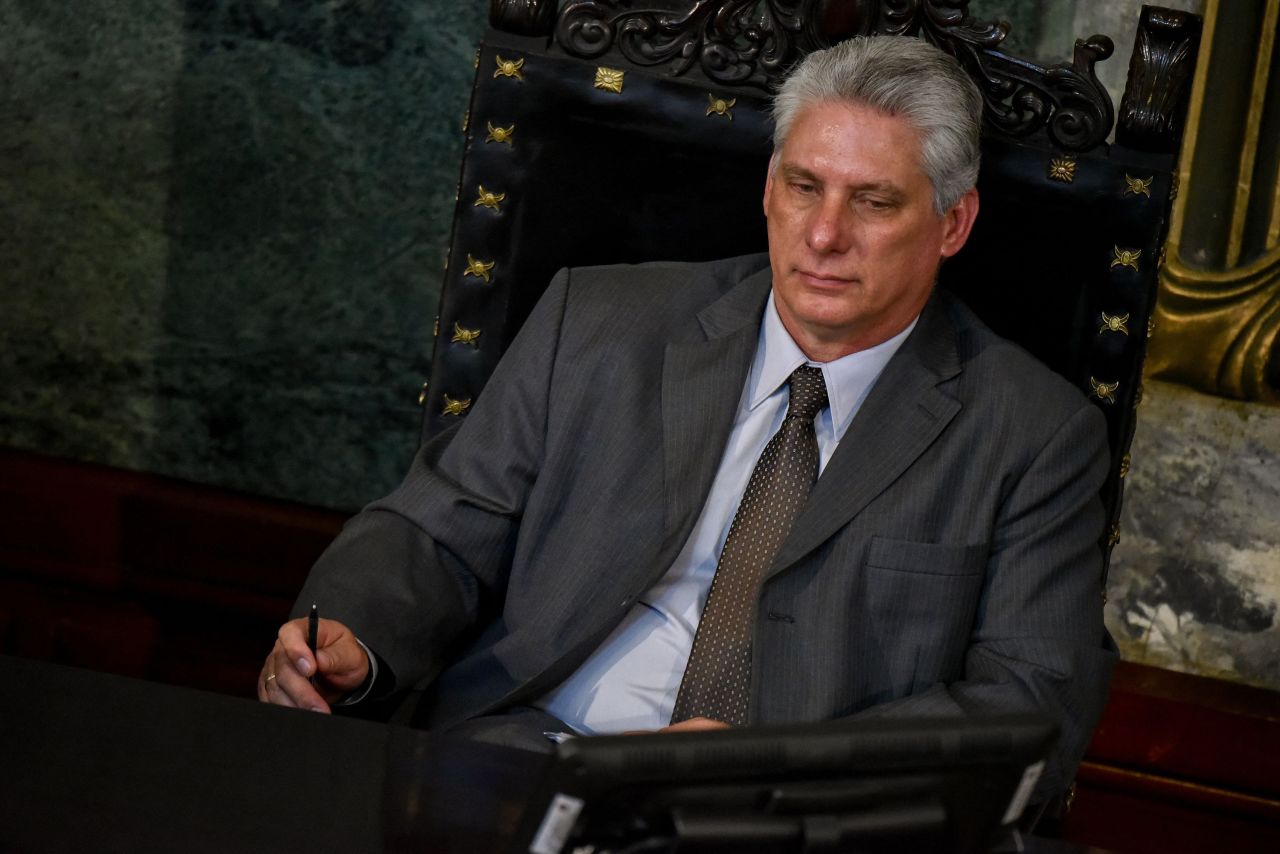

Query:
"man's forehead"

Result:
[[774, 103, 926, 190]]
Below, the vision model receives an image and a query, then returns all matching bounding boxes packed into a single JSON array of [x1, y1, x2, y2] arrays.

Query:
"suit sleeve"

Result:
[[292, 268, 572, 693], [849, 400, 1116, 801]]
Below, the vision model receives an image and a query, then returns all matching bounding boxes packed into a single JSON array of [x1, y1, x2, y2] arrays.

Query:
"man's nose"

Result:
[[805, 199, 853, 254]]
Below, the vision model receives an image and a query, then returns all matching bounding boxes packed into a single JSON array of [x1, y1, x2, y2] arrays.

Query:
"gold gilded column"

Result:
[[1148, 0, 1280, 402]]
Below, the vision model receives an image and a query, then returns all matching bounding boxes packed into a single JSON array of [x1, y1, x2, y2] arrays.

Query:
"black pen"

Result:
[[307, 603, 318, 686]]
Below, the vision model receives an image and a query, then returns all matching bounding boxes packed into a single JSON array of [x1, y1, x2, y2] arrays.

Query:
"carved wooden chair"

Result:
[[421, 0, 1201, 590]]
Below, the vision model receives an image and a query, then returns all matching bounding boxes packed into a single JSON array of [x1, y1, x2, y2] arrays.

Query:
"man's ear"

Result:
[[762, 152, 778, 216], [939, 187, 980, 259]]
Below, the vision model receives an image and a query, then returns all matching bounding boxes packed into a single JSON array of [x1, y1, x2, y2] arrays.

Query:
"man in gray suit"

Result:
[[259, 36, 1114, 799]]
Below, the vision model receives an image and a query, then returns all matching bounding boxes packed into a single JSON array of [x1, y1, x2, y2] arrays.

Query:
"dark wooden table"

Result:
[[0, 656, 1106, 853], [0, 656, 549, 853]]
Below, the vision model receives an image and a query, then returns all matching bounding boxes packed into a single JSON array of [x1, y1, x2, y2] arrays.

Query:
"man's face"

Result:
[[763, 99, 978, 361]]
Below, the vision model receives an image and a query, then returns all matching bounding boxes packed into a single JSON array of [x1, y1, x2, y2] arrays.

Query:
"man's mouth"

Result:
[[796, 269, 855, 286]]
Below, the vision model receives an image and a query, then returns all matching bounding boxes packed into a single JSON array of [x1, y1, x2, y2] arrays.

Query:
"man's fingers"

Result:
[[277, 619, 316, 676], [270, 651, 330, 713], [258, 638, 331, 713], [264, 674, 298, 709]]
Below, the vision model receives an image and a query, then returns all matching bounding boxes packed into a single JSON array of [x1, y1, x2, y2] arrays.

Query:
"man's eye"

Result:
[[790, 182, 816, 194], [862, 198, 891, 210]]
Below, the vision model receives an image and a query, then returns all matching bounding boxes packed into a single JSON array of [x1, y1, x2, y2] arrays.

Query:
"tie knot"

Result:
[[786, 365, 829, 422]]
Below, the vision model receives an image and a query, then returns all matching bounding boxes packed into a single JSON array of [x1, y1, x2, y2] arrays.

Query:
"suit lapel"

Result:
[[770, 295, 963, 575], [659, 267, 772, 557]]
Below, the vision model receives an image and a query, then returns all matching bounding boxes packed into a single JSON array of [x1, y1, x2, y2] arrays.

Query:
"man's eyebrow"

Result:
[[775, 164, 906, 199], [777, 163, 818, 182], [853, 181, 906, 200]]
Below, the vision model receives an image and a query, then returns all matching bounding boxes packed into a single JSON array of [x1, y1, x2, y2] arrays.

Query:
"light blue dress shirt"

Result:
[[537, 293, 917, 734]]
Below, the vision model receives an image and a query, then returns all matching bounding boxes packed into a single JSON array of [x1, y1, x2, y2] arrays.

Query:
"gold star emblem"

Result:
[[473, 185, 505, 211], [594, 66, 624, 94], [485, 121, 515, 145], [442, 395, 472, 416], [706, 94, 736, 120], [1098, 312, 1130, 335], [1090, 377, 1119, 404], [451, 322, 481, 346], [1123, 174, 1153, 197], [494, 55, 524, 80], [1047, 157, 1076, 183], [463, 254, 494, 282], [1111, 246, 1141, 271]]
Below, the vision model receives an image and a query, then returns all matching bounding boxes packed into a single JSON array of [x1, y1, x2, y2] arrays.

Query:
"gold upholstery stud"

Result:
[[494, 55, 525, 80], [594, 67, 624, 94], [451, 322, 482, 346], [464, 254, 495, 282], [1111, 246, 1142, 271], [1123, 174, 1153, 197], [474, 185, 506, 211], [442, 395, 472, 416], [1048, 157, 1076, 182], [706, 94, 736, 120], [1090, 377, 1119, 403], [1098, 312, 1130, 335], [485, 121, 516, 145]]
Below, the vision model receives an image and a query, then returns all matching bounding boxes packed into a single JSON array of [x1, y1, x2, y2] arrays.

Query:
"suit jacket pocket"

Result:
[[866, 536, 988, 576]]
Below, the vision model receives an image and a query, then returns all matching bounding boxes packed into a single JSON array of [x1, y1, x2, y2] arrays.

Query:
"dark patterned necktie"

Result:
[[670, 365, 829, 726]]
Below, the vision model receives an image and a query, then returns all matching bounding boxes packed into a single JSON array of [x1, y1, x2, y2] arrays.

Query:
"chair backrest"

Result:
[[421, 0, 1201, 581]]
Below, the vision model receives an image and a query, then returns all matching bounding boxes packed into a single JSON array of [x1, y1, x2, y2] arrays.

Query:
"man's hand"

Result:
[[623, 717, 730, 736], [257, 617, 369, 713], [656, 716, 732, 734]]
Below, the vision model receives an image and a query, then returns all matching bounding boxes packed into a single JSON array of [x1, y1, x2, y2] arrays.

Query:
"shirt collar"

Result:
[[748, 292, 918, 440]]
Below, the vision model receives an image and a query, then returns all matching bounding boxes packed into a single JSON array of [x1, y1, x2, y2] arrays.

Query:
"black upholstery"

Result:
[[422, 0, 1202, 581]]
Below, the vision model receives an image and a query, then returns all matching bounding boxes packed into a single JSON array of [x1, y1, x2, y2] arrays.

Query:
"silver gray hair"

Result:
[[772, 36, 983, 215]]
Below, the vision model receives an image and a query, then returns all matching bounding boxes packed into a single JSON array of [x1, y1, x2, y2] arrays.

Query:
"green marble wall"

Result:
[[0, 0, 488, 509]]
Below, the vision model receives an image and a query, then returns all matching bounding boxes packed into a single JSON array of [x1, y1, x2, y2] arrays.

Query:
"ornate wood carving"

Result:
[[555, 0, 827, 87], [490, 0, 557, 37], [552, 0, 1117, 151], [1117, 7, 1201, 154]]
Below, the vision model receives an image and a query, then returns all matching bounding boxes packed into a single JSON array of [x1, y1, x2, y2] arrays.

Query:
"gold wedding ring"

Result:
[[265, 673, 277, 683]]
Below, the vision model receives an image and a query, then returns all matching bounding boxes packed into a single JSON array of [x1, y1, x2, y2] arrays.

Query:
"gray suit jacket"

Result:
[[298, 253, 1115, 797]]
